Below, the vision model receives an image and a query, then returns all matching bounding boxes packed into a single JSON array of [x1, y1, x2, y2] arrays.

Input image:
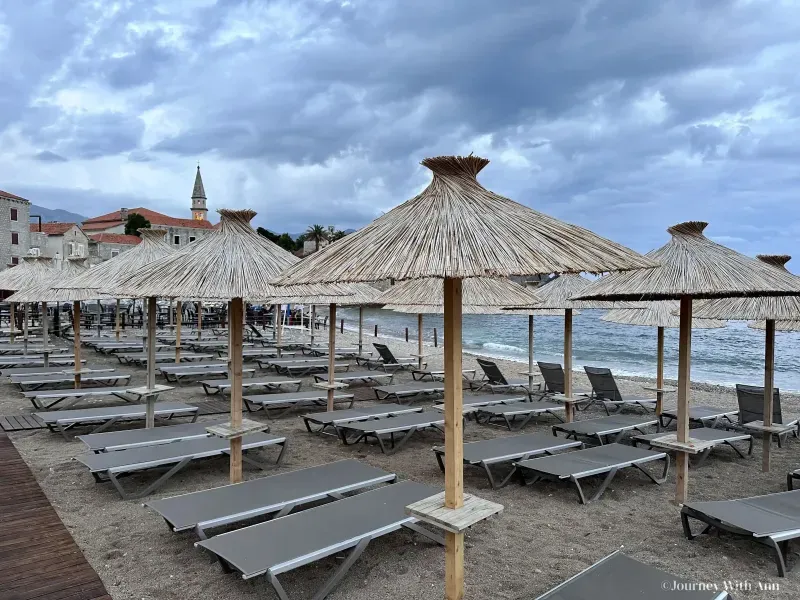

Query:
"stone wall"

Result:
[[0, 196, 30, 268]]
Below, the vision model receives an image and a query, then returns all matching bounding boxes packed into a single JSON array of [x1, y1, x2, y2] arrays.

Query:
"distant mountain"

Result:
[[29, 204, 87, 225]]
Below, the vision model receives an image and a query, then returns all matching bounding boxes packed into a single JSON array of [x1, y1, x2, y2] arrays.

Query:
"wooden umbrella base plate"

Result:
[[206, 419, 268, 440], [405, 492, 503, 534]]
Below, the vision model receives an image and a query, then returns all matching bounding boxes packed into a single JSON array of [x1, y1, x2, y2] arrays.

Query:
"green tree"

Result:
[[256, 227, 297, 252], [305, 224, 328, 251], [125, 213, 151, 236]]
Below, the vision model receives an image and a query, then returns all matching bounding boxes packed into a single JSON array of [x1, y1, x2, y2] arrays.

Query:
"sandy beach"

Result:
[[4, 325, 798, 599]]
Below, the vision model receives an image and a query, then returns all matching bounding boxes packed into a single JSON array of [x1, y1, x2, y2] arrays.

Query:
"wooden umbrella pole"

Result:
[[96, 300, 102, 339], [272, 304, 277, 341], [276, 304, 283, 356], [168, 299, 173, 327], [73, 301, 82, 389], [23, 302, 29, 355], [358, 306, 364, 357], [175, 300, 182, 363], [230, 297, 244, 483], [656, 326, 665, 416], [563, 308, 573, 423], [310, 305, 316, 347], [675, 296, 692, 504], [527, 314, 534, 392], [145, 297, 157, 428], [327, 303, 337, 410], [41, 302, 49, 368], [763, 319, 775, 473], [114, 299, 121, 341], [418, 313, 424, 369], [9, 302, 15, 343], [443, 278, 464, 600], [197, 300, 203, 339]]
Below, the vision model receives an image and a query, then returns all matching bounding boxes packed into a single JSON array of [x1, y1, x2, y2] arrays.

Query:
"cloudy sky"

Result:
[[2, 0, 800, 256]]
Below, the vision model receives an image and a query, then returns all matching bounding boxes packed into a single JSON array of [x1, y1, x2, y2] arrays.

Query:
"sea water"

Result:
[[337, 307, 800, 392]]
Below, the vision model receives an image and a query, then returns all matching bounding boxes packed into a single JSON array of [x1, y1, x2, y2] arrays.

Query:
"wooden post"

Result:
[[23, 303, 29, 355], [527, 314, 534, 391], [145, 297, 157, 428], [310, 305, 316, 347], [197, 300, 203, 340], [168, 299, 173, 327], [562, 309, 574, 422], [358, 306, 364, 356], [339, 319, 343, 334], [175, 300, 182, 363], [72, 301, 81, 389], [9, 302, 15, 343], [229, 297, 244, 484], [418, 313, 424, 369], [675, 296, 692, 504], [114, 299, 121, 341], [272, 304, 277, 340], [276, 304, 283, 356], [374, 324, 378, 337], [327, 303, 337, 410], [656, 326, 665, 416], [41, 302, 49, 368], [96, 299, 102, 339], [443, 278, 464, 600], [405, 327, 409, 342], [434, 327, 438, 347], [763, 319, 775, 473]]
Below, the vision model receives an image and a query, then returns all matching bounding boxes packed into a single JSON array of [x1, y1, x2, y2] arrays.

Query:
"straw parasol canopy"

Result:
[[577, 222, 800, 503], [376, 277, 540, 310], [275, 156, 655, 285], [602, 301, 726, 329], [0, 256, 57, 291], [7, 258, 97, 303], [262, 283, 381, 306], [273, 155, 655, 600], [691, 255, 800, 321]]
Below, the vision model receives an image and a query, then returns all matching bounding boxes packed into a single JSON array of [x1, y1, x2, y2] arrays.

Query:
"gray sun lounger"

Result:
[[12, 371, 132, 391], [36, 401, 199, 440], [789, 469, 799, 490], [146, 459, 396, 539], [160, 364, 255, 384], [432, 393, 528, 413], [0, 356, 82, 368], [433, 433, 583, 489], [470, 358, 534, 394], [475, 400, 566, 430], [272, 360, 350, 377], [244, 391, 355, 417], [682, 489, 800, 576], [76, 432, 287, 500], [632, 428, 753, 467], [336, 411, 444, 454], [583, 366, 657, 414], [660, 405, 739, 429], [536, 551, 731, 599], [201, 376, 302, 395], [260, 356, 332, 369], [302, 345, 359, 357], [313, 370, 394, 386], [303, 404, 424, 435], [537, 361, 593, 398], [195, 482, 443, 600], [412, 368, 476, 381], [515, 443, 670, 504], [365, 343, 420, 371], [119, 352, 213, 365], [78, 419, 228, 452], [734, 384, 799, 446], [373, 381, 445, 404], [2, 365, 112, 378], [23, 385, 169, 411], [553, 414, 660, 445]]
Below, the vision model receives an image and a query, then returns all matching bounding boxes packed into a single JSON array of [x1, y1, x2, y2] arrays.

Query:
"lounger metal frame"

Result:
[[302, 405, 424, 436], [39, 404, 199, 440], [336, 415, 445, 455], [789, 469, 799, 491], [243, 392, 355, 418], [552, 416, 660, 445], [373, 382, 445, 404], [475, 401, 566, 430], [201, 377, 302, 395]]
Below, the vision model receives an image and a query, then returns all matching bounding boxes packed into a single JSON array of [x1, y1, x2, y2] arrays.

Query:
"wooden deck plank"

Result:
[[0, 432, 111, 600]]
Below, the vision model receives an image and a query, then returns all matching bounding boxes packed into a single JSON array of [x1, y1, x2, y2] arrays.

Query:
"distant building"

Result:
[[29, 222, 89, 264], [87, 233, 142, 264], [0, 190, 31, 267], [81, 166, 214, 248]]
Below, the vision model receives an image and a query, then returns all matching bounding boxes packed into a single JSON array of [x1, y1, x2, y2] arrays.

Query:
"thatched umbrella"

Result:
[[690, 254, 800, 472], [8, 258, 94, 381], [378, 277, 541, 383], [274, 155, 655, 600], [114, 209, 336, 484], [601, 301, 725, 414], [59, 229, 175, 342], [505, 274, 611, 415], [0, 256, 58, 346], [576, 222, 800, 503]]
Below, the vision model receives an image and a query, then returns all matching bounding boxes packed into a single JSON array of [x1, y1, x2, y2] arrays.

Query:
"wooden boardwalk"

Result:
[[0, 432, 112, 600]]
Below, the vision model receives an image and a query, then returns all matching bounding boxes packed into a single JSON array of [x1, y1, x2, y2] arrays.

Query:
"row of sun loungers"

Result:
[[243, 391, 355, 417], [23, 384, 170, 411], [11, 370, 132, 391]]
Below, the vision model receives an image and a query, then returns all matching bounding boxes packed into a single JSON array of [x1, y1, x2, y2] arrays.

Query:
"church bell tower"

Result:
[[191, 165, 208, 221]]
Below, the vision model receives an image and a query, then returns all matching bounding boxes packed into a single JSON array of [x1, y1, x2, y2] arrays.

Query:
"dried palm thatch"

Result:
[[0, 256, 57, 292], [262, 283, 383, 306], [692, 254, 800, 321], [376, 277, 541, 309], [602, 301, 725, 329], [112, 209, 338, 300], [577, 222, 800, 301], [58, 229, 174, 292], [523, 273, 612, 309], [8, 259, 101, 302], [383, 303, 505, 315], [275, 155, 656, 285]]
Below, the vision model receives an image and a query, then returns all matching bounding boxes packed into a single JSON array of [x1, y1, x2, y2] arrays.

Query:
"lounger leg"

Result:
[[310, 538, 371, 600], [689, 448, 712, 468], [765, 538, 789, 577], [789, 473, 796, 491], [634, 455, 671, 484], [90, 416, 121, 435], [435, 452, 446, 473], [403, 522, 445, 546], [108, 457, 192, 500], [571, 467, 618, 504], [273, 441, 288, 466], [724, 440, 748, 460]]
